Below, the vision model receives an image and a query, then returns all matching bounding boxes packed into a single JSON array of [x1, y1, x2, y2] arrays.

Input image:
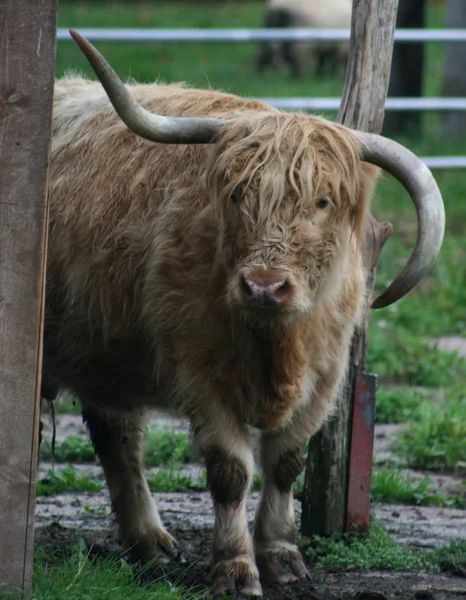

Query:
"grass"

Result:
[[145, 426, 196, 467], [146, 468, 268, 494], [36, 461, 462, 509], [392, 390, 466, 472], [368, 324, 466, 388], [371, 468, 449, 507], [40, 436, 95, 463], [0, 540, 207, 600], [307, 519, 466, 573], [3, 533, 466, 600], [36, 464, 209, 497], [55, 1, 450, 99], [37, 465, 103, 496], [375, 387, 425, 424], [40, 426, 195, 465], [35, 456, 308, 497], [8, 533, 464, 599], [52, 393, 82, 415], [148, 469, 206, 493]]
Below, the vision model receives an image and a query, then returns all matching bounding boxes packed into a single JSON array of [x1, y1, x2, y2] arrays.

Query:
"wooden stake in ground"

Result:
[[0, 1, 58, 596], [301, 0, 398, 537]]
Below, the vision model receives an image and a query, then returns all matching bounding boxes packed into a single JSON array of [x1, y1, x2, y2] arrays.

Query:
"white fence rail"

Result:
[[57, 28, 466, 43], [264, 98, 466, 111], [58, 27, 466, 170]]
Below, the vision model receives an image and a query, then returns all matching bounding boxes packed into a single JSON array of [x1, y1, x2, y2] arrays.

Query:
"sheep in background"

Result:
[[256, 0, 352, 79]]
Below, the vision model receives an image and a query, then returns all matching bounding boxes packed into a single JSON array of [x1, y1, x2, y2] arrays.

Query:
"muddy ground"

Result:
[[36, 476, 466, 599], [36, 501, 466, 600]]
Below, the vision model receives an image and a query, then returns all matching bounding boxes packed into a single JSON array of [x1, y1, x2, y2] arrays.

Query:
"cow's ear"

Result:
[[351, 162, 380, 240]]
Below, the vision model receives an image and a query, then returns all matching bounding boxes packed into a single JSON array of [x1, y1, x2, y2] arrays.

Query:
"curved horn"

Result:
[[69, 30, 227, 144], [355, 131, 445, 310]]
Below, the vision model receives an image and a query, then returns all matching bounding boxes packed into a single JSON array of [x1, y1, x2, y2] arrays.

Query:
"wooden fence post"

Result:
[[301, 0, 399, 537], [0, 0, 58, 596]]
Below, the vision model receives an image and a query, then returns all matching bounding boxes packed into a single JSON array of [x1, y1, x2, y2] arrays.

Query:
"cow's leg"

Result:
[[194, 413, 261, 597], [254, 409, 320, 583], [82, 405, 175, 563]]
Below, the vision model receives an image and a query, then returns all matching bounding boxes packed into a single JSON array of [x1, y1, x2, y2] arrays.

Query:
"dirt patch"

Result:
[[433, 337, 466, 357], [36, 491, 466, 549]]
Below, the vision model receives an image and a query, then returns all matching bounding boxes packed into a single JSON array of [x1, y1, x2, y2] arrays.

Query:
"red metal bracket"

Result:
[[346, 371, 377, 534]]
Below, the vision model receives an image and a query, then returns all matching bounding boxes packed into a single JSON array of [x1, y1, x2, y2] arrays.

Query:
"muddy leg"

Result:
[[82, 405, 175, 563], [194, 415, 261, 597], [254, 417, 312, 583], [254, 365, 348, 583]]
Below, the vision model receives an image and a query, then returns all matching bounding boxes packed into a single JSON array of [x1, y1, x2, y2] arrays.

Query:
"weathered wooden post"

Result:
[[301, 0, 399, 537], [0, 0, 58, 596]]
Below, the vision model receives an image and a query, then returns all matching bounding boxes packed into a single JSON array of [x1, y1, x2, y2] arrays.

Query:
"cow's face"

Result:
[[208, 114, 376, 321]]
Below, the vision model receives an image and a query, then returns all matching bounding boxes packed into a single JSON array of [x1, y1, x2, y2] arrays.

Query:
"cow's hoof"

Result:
[[256, 542, 310, 583], [211, 555, 262, 597], [123, 528, 177, 565]]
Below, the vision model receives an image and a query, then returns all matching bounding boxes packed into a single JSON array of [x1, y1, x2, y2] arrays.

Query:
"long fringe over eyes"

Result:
[[206, 112, 368, 237]]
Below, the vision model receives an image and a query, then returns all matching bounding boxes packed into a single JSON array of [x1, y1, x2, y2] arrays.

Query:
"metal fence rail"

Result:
[[58, 27, 466, 170], [263, 97, 466, 111], [418, 157, 466, 169], [57, 28, 466, 43]]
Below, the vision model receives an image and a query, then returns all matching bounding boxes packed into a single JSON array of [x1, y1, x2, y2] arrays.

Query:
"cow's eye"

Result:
[[317, 197, 329, 209]]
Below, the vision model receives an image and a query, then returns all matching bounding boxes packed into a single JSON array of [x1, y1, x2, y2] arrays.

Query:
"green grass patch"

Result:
[[40, 426, 195, 466], [35, 459, 306, 496], [0, 539, 207, 600], [37, 464, 207, 496], [37, 465, 103, 496], [56, 1, 345, 99], [40, 436, 95, 463], [375, 387, 425, 424], [371, 468, 448, 507], [392, 391, 466, 472], [147, 469, 206, 493], [434, 539, 466, 575], [55, 1, 450, 103], [53, 394, 82, 415], [307, 519, 466, 573], [367, 322, 466, 388], [145, 426, 195, 466], [147, 467, 303, 494]]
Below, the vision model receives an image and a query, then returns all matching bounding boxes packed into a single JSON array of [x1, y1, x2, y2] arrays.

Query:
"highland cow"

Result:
[[41, 31, 444, 597]]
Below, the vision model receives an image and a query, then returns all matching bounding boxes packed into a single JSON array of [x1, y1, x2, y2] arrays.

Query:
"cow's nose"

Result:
[[241, 271, 291, 306]]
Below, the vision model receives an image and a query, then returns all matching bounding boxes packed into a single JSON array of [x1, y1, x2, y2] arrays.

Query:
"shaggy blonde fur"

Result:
[[44, 76, 378, 595]]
